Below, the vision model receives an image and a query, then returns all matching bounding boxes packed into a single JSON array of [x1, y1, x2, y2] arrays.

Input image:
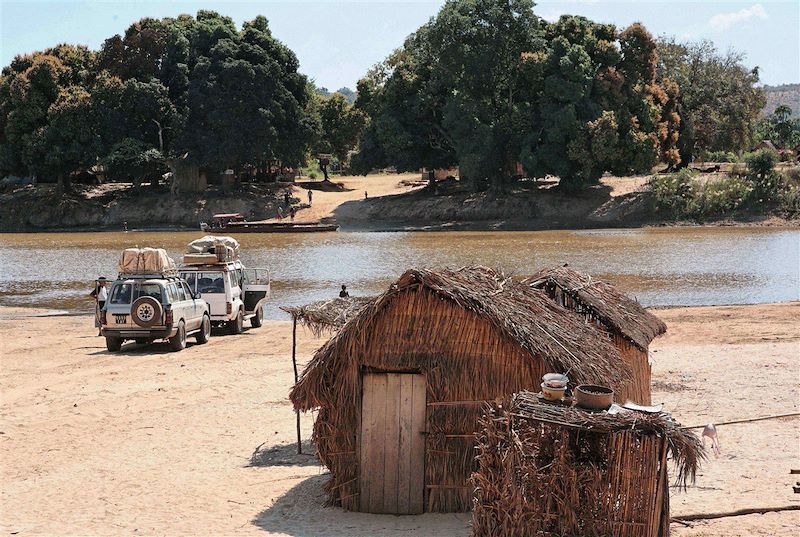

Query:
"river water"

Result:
[[0, 227, 798, 319]]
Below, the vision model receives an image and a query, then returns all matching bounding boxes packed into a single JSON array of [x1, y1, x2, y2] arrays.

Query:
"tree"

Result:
[[354, 3, 674, 192], [315, 92, 367, 164], [102, 138, 167, 187], [656, 38, 765, 164], [1, 46, 95, 179], [38, 85, 100, 192], [756, 104, 800, 149], [521, 17, 670, 190]]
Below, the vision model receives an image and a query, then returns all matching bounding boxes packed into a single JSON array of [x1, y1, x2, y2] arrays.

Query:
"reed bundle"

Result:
[[471, 391, 704, 537], [290, 267, 637, 512], [281, 296, 374, 336]]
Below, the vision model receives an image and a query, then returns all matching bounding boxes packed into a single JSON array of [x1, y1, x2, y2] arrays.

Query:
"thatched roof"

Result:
[[281, 296, 373, 335], [507, 391, 704, 488], [292, 267, 631, 410], [524, 266, 667, 350]]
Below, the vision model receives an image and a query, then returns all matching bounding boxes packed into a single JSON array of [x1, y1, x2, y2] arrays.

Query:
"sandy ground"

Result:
[[290, 173, 422, 223], [1, 302, 798, 536]]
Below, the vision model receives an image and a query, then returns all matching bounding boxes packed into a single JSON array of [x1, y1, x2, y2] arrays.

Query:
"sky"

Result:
[[1, 0, 798, 89]]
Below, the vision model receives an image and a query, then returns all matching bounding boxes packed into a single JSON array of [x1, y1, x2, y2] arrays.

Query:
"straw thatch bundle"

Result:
[[281, 296, 374, 336], [525, 266, 666, 351], [472, 391, 704, 537], [290, 267, 634, 512]]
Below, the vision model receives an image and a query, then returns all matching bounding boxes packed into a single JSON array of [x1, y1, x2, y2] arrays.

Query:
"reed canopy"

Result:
[[525, 266, 668, 404], [281, 296, 373, 336], [472, 391, 704, 537], [290, 266, 633, 514]]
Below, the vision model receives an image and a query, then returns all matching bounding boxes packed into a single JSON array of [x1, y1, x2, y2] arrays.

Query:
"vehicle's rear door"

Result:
[[243, 268, 270, 314], [106, 282, 136, 329]]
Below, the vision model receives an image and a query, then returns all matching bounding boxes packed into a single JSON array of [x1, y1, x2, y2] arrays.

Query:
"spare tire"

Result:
[[131, 296, 163, 328]]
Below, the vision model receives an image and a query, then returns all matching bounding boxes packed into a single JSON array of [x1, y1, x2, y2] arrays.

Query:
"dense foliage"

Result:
[[352, 1, 682, 191], [652, 149, 798, 219], [656, 38, 765, 166], [0, 12, 322, 191], [0, 1, 783, 200]]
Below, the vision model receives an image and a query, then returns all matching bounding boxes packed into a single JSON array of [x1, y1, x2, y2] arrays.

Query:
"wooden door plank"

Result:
[[383, 374, 401, 513], [359, 374, 375, 512], [368, 374, 388, 513], [409, 374, 426, 514], [396, 374, 413, 514]]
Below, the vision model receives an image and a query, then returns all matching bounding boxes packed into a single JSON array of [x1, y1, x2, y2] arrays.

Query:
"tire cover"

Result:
[[131, 296, 163, 328]]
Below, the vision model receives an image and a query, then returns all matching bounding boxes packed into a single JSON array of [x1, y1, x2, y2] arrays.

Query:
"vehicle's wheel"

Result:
[[131, 296, 163, 328], [250, 307, 263, 328], [228, 309, 244, 335], [106, 336, 122, 352], [169, 321, 186, 351], [196, 315, 211, 344]]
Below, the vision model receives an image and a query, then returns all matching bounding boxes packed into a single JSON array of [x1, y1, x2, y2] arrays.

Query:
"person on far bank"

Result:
[[339, 284, 349, 298], [90, 277, 108, 335], [307, 189, 313, 205]]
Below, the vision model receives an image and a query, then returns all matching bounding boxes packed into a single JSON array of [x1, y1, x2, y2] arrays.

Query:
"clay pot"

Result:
[[575, 384, 614, 410]]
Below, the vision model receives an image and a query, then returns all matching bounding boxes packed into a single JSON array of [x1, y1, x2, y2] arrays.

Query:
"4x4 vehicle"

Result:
[[101, 275, 211, 352], [178, 261, 270, 334]]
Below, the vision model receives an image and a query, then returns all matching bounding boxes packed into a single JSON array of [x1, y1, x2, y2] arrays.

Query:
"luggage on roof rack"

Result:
[[184, 235, 240, 264], [118, 248, 178, 276]]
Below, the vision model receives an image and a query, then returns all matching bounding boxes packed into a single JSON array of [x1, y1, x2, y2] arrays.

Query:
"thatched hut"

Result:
[[525, 266, 667, 404], [290, 267, 632, 514], [472, 391, 704, 537]]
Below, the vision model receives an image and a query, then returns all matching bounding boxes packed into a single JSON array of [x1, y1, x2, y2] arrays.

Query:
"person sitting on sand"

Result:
[[339, 284, 349, 298]]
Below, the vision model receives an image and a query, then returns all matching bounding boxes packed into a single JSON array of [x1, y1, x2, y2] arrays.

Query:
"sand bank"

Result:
[[1, 302, 798, 536]]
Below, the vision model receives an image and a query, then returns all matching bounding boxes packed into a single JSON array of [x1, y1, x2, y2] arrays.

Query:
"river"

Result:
[[0, 227, 798, 319]]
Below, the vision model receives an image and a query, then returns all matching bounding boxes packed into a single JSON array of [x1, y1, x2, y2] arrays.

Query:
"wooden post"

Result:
[[292, 316, 301, 454]]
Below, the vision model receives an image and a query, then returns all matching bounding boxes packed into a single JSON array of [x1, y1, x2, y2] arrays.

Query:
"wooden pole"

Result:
[[292, 316, 301, 454]]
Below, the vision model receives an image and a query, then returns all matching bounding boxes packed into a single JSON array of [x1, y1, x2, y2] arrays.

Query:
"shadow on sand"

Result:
[[252, 475, 470, 537], [248, 441, 318, 467]]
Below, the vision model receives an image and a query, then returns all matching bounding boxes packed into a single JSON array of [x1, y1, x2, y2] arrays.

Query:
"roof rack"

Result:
[[117, 272, 181, 280]]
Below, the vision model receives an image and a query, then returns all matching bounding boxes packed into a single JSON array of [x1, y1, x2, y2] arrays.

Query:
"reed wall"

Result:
[[312, 286, 550, 512]]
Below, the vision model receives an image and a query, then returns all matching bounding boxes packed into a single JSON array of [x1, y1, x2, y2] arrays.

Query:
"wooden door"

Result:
[[359, 373, 426, 514]]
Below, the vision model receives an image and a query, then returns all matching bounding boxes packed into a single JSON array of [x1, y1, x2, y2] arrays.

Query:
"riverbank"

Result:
[[1, 302, 798, 536], [2, 172, 797, 232]]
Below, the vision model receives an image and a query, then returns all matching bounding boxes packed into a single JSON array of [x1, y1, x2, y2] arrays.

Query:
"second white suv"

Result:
[[179, 261, 270, 334]]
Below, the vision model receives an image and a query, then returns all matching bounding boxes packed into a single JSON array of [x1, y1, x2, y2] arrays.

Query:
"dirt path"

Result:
[[1, 302, 798, 536]]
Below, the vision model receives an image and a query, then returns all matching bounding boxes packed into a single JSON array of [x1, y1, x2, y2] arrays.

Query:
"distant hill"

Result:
[[762, 84, 800, 117], [315, 86, 357, 104]]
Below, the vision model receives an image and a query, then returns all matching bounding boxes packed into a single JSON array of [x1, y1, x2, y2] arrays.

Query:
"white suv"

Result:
[[101, 276, 211, 352], [179, 261, 270, 334]]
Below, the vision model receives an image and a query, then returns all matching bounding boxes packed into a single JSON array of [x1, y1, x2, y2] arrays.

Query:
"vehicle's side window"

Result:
[[110, 283, 133, 304], [182, 282, 194, 299], [183, 273, 196, 292], [175, 282, 187, 301], [167, 283, 178, 303]]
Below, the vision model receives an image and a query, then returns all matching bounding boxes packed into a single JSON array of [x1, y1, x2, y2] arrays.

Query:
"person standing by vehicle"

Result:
[[90, 277, 108, 335]]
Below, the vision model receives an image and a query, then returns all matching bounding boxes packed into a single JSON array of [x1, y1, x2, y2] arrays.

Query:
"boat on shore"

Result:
[[200, 213, 339, 233]]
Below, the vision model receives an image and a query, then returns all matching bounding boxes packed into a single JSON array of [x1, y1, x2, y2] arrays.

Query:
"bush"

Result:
[[704, 150, 739, 163], [778, 184, 800, 216], [692, 176, 753, 217], [744, 149, 782, 201], [651, 169, 698, 216], [744, 149, 778, 179]]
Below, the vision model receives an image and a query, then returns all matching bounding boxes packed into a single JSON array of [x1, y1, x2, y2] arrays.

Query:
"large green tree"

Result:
[[314, 92, 367, 163], [656, 38, 765, 164]]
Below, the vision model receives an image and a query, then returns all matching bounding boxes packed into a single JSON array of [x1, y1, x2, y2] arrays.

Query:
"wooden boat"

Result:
[[200, 213, 339, 233]]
